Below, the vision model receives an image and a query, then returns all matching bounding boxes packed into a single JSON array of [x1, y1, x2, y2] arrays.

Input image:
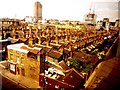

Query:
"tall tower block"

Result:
[[34, 1, 42, 22]]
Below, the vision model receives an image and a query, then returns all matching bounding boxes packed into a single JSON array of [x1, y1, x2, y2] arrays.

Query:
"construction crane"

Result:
[[84, 0, 97, 25]]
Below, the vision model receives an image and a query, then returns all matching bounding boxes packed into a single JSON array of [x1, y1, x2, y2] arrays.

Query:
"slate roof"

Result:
[[85, 57, 120, 89], [48, 49, 62, 60], [58, 60, 70, 70], [21, 45, 42, 54], [73, 51, 99, 65], [58, 68, 84, 87], [34, 44, 52, 53]]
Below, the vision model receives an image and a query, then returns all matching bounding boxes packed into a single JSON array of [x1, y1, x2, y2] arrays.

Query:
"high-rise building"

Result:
[[34, 1, 42, 22]]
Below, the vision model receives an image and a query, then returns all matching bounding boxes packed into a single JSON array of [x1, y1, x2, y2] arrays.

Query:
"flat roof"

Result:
[[7, 43, 29, 53]]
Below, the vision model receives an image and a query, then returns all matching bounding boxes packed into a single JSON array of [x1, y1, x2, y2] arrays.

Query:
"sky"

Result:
[[0, 0, 119, 21]]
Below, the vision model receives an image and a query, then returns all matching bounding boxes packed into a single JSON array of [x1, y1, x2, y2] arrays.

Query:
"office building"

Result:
[[34, 1, 42, 22]]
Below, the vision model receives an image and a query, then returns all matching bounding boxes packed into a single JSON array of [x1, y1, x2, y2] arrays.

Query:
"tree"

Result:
[[82, 61, 93, 73], [70, 58, 83, 72]]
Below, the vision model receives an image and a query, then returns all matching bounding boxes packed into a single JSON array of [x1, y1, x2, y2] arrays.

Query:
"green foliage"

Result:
[[70, 58, 93, 73], [70, 58, 83, 72], [90, 49, 98, 55], [97, 51, 105, 60], [82, 61, 93, 73]]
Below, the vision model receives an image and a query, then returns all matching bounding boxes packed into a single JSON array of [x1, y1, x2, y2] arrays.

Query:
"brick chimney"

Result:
[[70, 51, 73, 58], [55, 35, 59, 44], [28, 38, 33, 47], [42, 31, 45, 37], [36, 27, 38, 33], [69, 35, 72, 41], [46, 40, 50, 46], [65, 35, 68, 41], [68, 42, 73, 57], [38, 37, 42, 44], [51, 30, 54, 36], [56, 26, 58, 35], [13, 28, 16, 39], [47, 28, 49, 33], [59, 45, 64, 53], [21, 28, 24, 38], [69, 44, 72, 51], [46, 36, 50, 46], [29, 26, 32, 36], [62, 36, 65, 42]]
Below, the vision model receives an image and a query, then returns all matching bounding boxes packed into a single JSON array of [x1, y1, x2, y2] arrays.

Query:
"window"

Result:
[[10, 54, 13, 60], [10, 64, 15, 72], [21, 57, 24, 63], [16, 56, 20, 64]]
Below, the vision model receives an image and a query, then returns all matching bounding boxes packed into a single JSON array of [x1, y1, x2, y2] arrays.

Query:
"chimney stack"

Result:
[[69, 44, 72, 51], [62, 36, 65, 42], [69, 35, 72, 41], [56, 26, 58, 35], [13, 28, 16, 39], [36, 27, 38, 33], [42, 31, 45, 37], [46, 40, 50, 46], [46, 36, 50, 46], [29, 26, 32, 36], [69, 44, 73, 58], [28, 38, 33, 47], [65, 35, 68, 41], [55, 35, 59, 44], [38, 37, 42, 44]]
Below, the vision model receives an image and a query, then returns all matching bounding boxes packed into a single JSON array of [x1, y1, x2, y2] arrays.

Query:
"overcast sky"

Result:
[[0, 0, 119, 21]]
